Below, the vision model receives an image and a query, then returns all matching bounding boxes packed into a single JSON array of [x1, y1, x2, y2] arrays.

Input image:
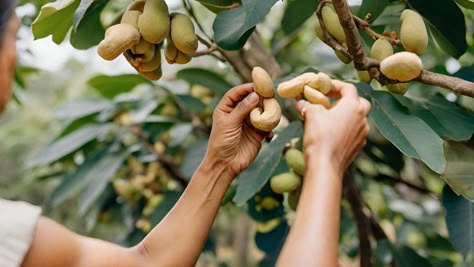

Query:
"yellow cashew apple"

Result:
[[380, 52, 423, 82], [400, 9, 428, 55]]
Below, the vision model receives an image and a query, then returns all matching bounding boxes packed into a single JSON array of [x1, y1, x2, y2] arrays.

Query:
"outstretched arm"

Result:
[[276, 81, 371, 266], [22, 84, 269, 267]]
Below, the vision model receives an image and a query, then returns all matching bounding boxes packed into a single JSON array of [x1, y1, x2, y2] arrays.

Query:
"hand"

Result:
[[205, 83, 271, 178], [296, 80, 371, 171]]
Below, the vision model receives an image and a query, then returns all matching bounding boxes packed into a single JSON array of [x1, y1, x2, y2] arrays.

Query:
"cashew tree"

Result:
[[17, 0, 474, 266]]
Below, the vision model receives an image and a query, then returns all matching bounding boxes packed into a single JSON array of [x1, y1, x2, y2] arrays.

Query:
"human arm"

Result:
[[276, 80, 371, 266], [22, 83, 269, 267]]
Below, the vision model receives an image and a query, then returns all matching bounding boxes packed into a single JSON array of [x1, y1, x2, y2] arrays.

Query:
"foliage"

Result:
[[5, 0, 474, 266]]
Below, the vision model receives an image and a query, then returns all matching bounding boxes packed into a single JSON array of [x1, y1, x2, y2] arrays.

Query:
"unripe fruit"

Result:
[[139, 67, 163, 81], [386, 83, 410, 95], [371, 38, 393, 61], [174, 51, 192, 64], [260, 197, 280, 211], [380, 52, 423, 82], [303, 85, 331, 108], [322, 5, 346, 43], [285, 148, 305, 176], [133, 39, 153, 55], [138, 0, 170, 44], [252, 67, 274, 98], [314, 18, 327, 42], [400, 10, 428, 55], [138, 46, 161, 72], [250, 98, 282, 132], [170, 13, 198, 55], [98, 24, 141, 61], [277, 79, 305, 98], [126, 0, 146, 12], [141, 45, 156, 62], [256, 218, 281, 233], [358, 71, 371, 83], [335, 50, 352, 64], [270, 172, 302, 194], [121, 10, 141, 29], [165, 38, 178, 63]]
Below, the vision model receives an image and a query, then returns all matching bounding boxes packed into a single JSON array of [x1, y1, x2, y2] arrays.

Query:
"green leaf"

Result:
[[358, 84, 445, 173], [150, 191, 182, 225], [77, 149, 128, 215], [357, 0, 390, 23], [173, 95, 206, 113], [213, 0, 279, 50], [169, 123, 193, 147], [177, 68, 234, 96], [442, 141, 474, 200], [195, 0, 241, 12], [27, 124, 114, 168], [88, 74, 151, 99], [394, 94, 474, 141], [32, 0, 81, 44], [70, 0, 107, 49], [442, 185, 474, 259], [394, 246, 433, 267], [281, 0, 319, 34], [180, 138, 208, 179], [53, 99, 114, 120], [454, 0, 474, 9], [406, 0, 467, 58], [233, 121, 303, 205]]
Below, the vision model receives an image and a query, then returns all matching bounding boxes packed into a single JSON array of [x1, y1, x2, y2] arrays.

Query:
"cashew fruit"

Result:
[[314, 18, 327, 42], [250, 98, 282, 132], [285, 148, 305, 176], [335, 50, 352, 64], [321, 5, 345, 43], [371, 38, 393, 61], [141, 45, 156, 62], [301, 72, 332, 95], [270, 172, 302, 194], [287, 186, 302, 211], [260, 197, 281, 211], [386, 83, 410, 95], [138, 46, 161, 72], [98, 24, 141, 61], [252, 67, 274, 98], [121, 10, 141, 29], [126, 0, 146, 12], [358, 71, 371, 83], [165, 38, 178, 63], [400, 9, 428, 55], [170, 13, 198, 55], [133, 39, 153, 55], [139, 67, 163, 81], [138, 0, 170, 44], [277, 79, 305, 98], [303, 85, 331, 109], [256, 218, 281, 233], [380, 52, 422, 82]]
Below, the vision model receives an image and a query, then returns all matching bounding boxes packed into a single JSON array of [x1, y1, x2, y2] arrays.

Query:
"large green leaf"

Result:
[[70, 0, 107, 49], [88, 74, 151, 99], [406, 0, 467, 58], [233, 121, 303, 205], [454, 0, 474, 9], [394, 94, 474, 141], [357, 0, 390, 23], [53, 99, 114, 120], [177, 68, 234, 96], [358, 84, 445, 173], [32, 0, 80, 44], [213, 0, 279, 50], [442, 141, 474, 200], [442, 185, 474, 260], [394, 246, 433, 267], [27, 124, 114, 168], [281, 0, 319, 34], [77, 149, 128, 215]]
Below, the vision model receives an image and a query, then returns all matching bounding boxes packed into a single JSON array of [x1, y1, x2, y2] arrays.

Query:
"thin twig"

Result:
[[352, 15, 402, 45]]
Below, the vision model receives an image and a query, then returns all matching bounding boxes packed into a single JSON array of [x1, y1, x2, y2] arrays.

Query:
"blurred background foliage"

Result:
[[1, 0, 473, 266]]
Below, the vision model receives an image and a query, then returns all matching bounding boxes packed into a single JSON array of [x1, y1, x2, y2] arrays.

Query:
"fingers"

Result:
[[326, 80, 358, 101], [359, 97, 371, 115], [218, 83, 255, 113], [296, 100, 326, 119], [229, 91, 260, 123]]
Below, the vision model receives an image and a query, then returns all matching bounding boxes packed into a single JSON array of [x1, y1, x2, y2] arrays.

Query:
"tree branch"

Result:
[[418, 70, 474, 98], [352, 15, 401, 46], [343, 171, 373, 267]]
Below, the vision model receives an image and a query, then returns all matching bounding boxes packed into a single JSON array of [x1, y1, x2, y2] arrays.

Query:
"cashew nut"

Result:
[[303, 85, 331, 108], [97, 24, 141, 61], [250, 98, 282, 132], [252, 67, 274, 98]]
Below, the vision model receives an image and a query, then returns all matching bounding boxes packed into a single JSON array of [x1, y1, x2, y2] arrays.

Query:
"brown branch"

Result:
[[352, 15, 402, 46], [343, 171, 373, 267], [418, 70, 474, 98], [331, 0, 367, 69]]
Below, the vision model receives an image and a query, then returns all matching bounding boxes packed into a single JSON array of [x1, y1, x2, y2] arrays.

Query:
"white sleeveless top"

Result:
[[0, 199, 41, 267]]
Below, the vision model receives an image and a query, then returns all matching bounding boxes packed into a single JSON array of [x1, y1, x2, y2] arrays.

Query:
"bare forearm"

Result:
[[137, 158, 232, 267], [277, 152, 343, 267]]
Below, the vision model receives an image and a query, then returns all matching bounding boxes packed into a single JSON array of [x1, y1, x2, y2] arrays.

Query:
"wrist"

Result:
[[199, 154, 234, 182], [304, 144, 344, 178]]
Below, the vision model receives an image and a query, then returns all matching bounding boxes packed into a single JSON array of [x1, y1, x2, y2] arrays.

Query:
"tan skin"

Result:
[[1, 12, 370, 267]]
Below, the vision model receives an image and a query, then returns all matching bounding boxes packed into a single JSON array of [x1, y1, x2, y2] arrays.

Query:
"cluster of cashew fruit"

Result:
[[278, 71, 333, 107], [269, 147, 305, 210], [97, 0, 198, 81], [315, 2, 427, 95]]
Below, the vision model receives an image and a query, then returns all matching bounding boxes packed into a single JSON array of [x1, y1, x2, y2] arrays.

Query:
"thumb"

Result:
[[230, 92, 260, 123], [296, 99, 325, 119]]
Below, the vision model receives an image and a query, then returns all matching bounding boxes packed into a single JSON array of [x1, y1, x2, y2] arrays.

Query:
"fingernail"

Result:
[[248, 92, 259, 103]]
